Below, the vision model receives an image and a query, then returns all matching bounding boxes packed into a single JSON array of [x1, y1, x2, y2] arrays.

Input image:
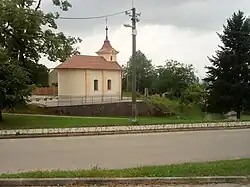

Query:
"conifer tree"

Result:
[[204, 10, 250, 119]]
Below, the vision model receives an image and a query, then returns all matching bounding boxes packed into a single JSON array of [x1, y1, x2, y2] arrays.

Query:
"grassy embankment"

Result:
[[1, 159, 249, 178], [1, 95, 249, 130]]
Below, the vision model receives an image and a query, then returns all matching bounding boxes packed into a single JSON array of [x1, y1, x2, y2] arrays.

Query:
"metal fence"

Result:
[[29, 95, 134, 107]]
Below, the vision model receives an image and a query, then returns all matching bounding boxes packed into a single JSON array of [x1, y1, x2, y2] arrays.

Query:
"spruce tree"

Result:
[[204, 10, 250, 119]]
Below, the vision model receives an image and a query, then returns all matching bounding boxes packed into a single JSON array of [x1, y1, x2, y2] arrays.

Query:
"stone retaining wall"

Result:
[[1, 121, 250, 138], [47, 101, 167, 116]]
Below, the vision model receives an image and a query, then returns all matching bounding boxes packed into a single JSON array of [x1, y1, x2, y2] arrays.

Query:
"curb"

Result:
[[1, 125, 250, 139], [0, 176, 249, 186]]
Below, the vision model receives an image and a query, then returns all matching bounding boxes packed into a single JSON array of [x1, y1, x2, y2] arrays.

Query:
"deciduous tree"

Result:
[[0, 0, 81, 84], [155, 59, 199, 99], [0, 50, 32, 121], [0, 0, 82, 121], [123, 50, 156, 94]]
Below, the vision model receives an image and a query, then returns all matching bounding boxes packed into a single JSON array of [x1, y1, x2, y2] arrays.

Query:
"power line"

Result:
[[1, 6, 132, 21], [58, 9, 132, 20]]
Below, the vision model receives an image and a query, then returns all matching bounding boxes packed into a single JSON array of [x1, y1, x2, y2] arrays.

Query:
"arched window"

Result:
[[110, 56, 113, 61], [94, 79, 98, 91], [107, 79, 111, 90]]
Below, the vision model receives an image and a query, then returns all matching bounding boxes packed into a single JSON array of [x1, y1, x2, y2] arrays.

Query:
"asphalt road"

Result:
[[1, 129, 250, 173]]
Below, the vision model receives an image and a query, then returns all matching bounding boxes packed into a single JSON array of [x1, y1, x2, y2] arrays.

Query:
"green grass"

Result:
[[145, 95, 205, 119], [1, 95, 250, 130], [0, 113, 223, 130], [1, 113, 250, 130], [1, 159, 249, 178], [122, 91, 142, 98]]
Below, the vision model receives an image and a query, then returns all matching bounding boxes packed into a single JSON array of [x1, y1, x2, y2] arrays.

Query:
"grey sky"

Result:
[[40, 0, 250, 77], [41, 0, 250, 35]]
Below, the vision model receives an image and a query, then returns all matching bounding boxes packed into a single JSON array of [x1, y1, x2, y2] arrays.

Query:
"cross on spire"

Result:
[[105, 17, 108, 40]]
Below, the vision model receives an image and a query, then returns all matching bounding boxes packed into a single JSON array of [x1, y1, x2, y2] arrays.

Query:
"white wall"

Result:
[[58, 69, 85, 97], [100, 53, 117, 61], [103, 70, 121, 97], [87, 70, 103, 96], [58, 69, 122, 101]]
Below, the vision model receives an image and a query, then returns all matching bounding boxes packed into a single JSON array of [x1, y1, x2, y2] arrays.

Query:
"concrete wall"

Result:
[[45, 102, 168, 117]]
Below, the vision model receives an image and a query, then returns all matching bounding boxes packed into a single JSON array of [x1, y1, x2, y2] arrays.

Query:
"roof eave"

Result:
[[56, 67, 122, 71], [96, 50, 119, 55]]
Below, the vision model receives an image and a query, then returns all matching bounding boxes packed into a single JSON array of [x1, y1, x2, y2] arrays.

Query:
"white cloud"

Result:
[[39, 0, 250, 79], [42, 24, 221, 78]]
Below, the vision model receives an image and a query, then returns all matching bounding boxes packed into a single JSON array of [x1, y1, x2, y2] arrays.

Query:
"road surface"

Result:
[[1, 129, 250, 173]]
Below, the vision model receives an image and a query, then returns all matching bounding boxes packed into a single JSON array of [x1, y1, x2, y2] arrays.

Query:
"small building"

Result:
[[55, 26, 123, 102], [48, 69, 58, 86]]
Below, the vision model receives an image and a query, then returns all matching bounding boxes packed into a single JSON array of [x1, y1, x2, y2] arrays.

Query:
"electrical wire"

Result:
[[58, 9, 132, 20], [1, 6, 132, 20]]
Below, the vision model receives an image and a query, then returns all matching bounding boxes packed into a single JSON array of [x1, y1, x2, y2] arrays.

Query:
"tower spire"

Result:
[[105, 17, 108, 40], [96, 17, 119, 61]]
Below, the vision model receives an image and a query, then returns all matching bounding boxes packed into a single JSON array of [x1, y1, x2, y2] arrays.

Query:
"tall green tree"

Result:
[[0, 50, 32, 121], [28, 63, 49, 87], [0, 0, 81, 120], [0, 0, 81, 84], [181, 83, 207, 107], [204, 10, 250, 119], [123, 50, 156, 94], [155, 59, 199, 99]]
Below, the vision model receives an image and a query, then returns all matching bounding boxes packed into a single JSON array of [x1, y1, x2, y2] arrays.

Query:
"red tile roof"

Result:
[[56, 55, 122, 71], [96, 39, 119, 54]]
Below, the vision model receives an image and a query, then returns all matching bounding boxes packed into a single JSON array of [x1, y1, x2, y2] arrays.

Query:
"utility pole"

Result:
[[131, 7, 137, 122], [124, 7, 140, 122], [126, 62, 129, 92]]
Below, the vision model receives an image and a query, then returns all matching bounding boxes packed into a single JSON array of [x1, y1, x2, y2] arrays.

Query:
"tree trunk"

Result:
[[236, 109, 241, 120], [0, 110, 3, 122]]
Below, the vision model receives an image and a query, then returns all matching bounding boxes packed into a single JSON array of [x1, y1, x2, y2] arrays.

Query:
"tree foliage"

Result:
[[0, 50, 32, 121], [123, 50, 155, 93], [155, 60, 199, 99], [204, 10, 250, 119], [0, 0, 81, 83], [27, 63, 49, 87], [0, 0, 82, 120], [123, 50, 202, 104]]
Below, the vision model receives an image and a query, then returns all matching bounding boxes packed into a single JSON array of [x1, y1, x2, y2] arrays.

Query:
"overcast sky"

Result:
[[40, 0, 250, 78]]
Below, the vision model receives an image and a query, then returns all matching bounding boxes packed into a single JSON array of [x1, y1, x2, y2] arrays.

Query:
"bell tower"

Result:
[[96, 18, 119, 61]]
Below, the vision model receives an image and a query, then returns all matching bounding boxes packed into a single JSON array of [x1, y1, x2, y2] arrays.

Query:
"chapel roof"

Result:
[[96, 18, 119, 55], [56, 55, 122, 71], [96, 38, 119, 55], [56, 19, 121, 71]]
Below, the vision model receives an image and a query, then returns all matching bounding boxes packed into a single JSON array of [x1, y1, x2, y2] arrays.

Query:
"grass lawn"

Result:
[[1, 158, 249, 178], [1, 113, 250, 130], [0, 113, 209, 130]]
